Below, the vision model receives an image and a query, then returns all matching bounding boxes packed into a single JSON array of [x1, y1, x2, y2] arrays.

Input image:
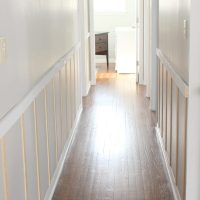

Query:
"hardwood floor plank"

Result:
[[53, 64, 174, 200]]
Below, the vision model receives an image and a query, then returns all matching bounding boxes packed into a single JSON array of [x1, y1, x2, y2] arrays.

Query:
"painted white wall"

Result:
[[150, 0, 158, 111], [94, 0, 137, 63], [186, 0, 200, 199], [0, 0, 79, 119]]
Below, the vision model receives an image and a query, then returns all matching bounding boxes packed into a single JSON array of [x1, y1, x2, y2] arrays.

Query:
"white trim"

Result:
[[155, 125, 181, 200], [150, 0, 158, 111], [156, 48, 189, 98], [83, 81, 91, 97], [89, 0, 96, 86], [44, 104, 83, 200], [0, 43, 81, 138], [144, 0, 151, 97], [95, 58, 115, 64], [138, 0, 144, 85]]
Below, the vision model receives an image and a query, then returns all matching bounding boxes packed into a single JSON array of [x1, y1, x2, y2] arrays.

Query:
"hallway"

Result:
[[53, 65, 174, 200]]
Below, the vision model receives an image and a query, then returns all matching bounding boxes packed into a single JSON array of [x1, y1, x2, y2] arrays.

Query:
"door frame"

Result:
[[138, 0, 145, 85], [87, 0, 156, 107], [89, 0, 96, 86], [139, 0, 158, 111], [79, 0, 96, 97]]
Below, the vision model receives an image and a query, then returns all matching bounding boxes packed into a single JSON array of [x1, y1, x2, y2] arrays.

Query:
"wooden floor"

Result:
[[53, 64, 174, 200]]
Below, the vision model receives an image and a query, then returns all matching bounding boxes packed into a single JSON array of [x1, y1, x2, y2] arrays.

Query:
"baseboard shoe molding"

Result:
[[44, 104, 83, 200], [155, 125, 181, 200]]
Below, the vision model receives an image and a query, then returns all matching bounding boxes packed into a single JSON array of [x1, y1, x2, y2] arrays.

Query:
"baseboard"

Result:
[[44, 104, 83, 200], [86, 82, 91, 95], [83, 82, 91, 97], [155, 125, 181, 200]]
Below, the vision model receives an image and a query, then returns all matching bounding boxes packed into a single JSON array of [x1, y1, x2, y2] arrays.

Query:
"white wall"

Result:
[[159, 0, 190, 84], [94, 0, 137, 62], [0, 0, 79, 119], [186, 0, 200, 199]]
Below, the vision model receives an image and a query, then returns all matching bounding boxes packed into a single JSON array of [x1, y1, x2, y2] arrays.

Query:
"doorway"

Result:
[[80, 0, 156, 110], [92, 0, 139, 76]]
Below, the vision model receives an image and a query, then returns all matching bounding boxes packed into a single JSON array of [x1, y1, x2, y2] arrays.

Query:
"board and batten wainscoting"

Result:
[[0, 43, 82, 200], [156, 49, 189, 200]]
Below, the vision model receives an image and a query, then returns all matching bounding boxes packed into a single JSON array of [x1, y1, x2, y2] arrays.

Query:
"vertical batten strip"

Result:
[[157, 61, 160, 127], [67, 60, 72, 130], [75, 52, 79, 112], [64, 63, 69, 138], [77, 51, 81, 106], [0, 138, 9, 200], [161, 64, 164, 137], [75, 52, 78, 110], [71, 56, 75, 122], [70, 58, 74, 127], [182, 98, 188, 200], [170, 78, 173, 166], [20, 115, 28, 200], [63, 66, 67, 145], [73, 55, 76, 119], [33, 101, 41, 200], [74, 53, 77, 113], [160, 62, 162, 129], [44, 89, 51, 184], [52, 80, 58, 163], [165, 70, 168, 151], [59, 71, 64, 148], [175, 88, 180, 184]]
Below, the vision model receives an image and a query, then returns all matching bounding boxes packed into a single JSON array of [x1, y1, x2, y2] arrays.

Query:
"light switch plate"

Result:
[[0, 37, 6, 64]]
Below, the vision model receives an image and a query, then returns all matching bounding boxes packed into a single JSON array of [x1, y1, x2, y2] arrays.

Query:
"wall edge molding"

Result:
[[156, 48, 189, 98], [155, 125, 181, 200], [44, 104, 83, 200]]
